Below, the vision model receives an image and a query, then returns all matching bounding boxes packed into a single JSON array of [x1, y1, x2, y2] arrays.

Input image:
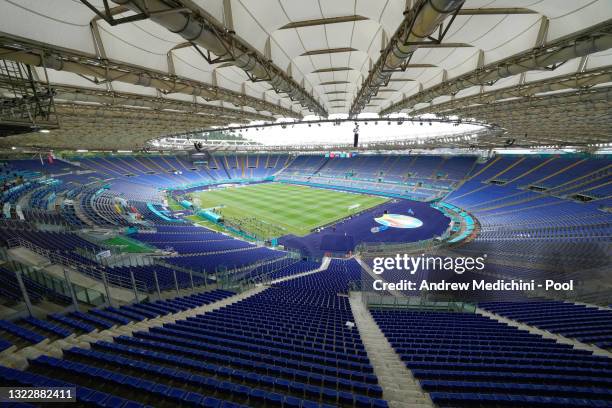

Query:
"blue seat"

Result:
[[245, 372, 260, 385], [122, 402, 149, 408], [83, 390, 109, 405], [322, 388, 338, 403], [217, 381, 235, 395], [265, 392, 283, 407], [304, 384, 320, 399], [355, 394, 373, 407], [372, 398, 389, 408], [289, 381, 305, 395], [229, 384, 247, 399], [136, 380, 156, 392], [368, 384, 384, 398], [202, 397, 221, 408], [75, 386, 93, 401], [283, 396, 301, 408], [249, 389, 266, 404], [338, 391, 354, 405], [274, 378, 290, 391], [220, 403, 244, 408], [166, 387, 186, 402], [101, 395, 125, 408], [184, 392, 203, 406], [308, 373, 323, 386]]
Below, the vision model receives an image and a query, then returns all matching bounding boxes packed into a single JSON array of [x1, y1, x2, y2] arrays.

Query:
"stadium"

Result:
[[0, 1, 610, 407]]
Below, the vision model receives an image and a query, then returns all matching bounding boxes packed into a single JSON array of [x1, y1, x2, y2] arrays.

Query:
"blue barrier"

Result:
[[435, 202, 476, 243], [146, 202, 181, 222], [164, 176, 274, 192], [197, 209, 222, 223], [276, 179, 431, 201]]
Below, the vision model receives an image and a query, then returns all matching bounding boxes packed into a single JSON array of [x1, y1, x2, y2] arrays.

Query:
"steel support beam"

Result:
[[51, 84, 271, 121], [439, 87, 612, 147], [457, 8, 537, 15], [441, 87, 611, 116], [0, 100, 233, 150], [350, 0, 465, 116], [149, 126, 501, 152], [111, 0, 326, 116], [188, 116, 490, 134], [415, 42, 471, 48], [54, 103, 233, 124], [381, 20, 612, 115], [280, 15, 369, 30], [0, 34, 298, 118], [312, 67, 354, 73], [301, 47, 357, 56], [318, 80, 352, 86], [412, 66, 612, 115]]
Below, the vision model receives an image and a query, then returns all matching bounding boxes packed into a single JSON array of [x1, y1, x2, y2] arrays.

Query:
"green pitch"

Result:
[[191, 182, 388, 239]]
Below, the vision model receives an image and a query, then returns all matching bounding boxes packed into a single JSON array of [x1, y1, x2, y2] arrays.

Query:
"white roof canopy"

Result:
[[0, 0, 610, 149]]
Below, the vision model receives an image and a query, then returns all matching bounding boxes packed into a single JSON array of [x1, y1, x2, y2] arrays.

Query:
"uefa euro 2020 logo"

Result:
[[370, 210, 423, 233]]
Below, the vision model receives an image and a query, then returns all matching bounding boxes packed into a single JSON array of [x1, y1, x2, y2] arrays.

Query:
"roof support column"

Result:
[[223, 0, 235, 33]]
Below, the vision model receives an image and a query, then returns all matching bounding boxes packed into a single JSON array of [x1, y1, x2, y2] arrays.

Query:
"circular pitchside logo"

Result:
[[371, 214, 423, 233]]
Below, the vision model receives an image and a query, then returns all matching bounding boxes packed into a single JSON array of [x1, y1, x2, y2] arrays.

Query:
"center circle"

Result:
[[374, 213, 424, 229]]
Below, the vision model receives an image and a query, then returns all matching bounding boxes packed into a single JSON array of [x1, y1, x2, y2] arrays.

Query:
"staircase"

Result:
[[486, 156, 525, 181], [530, 158, 586, 186], [0, 257, 333, 370], [466, 155, 502, 180], [508, 156, 555, 184], [548, 165, 611, 196], [274, 155, 297, 176], [71, 196, 95, 227], [220, 155, 232, 179], [349, 292, 434, 408], [477, 307, 612, 358], [311, 157, 330, 175]]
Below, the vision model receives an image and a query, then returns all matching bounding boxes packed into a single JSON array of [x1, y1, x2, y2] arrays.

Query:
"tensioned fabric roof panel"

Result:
[[0, 0, 609, 149]]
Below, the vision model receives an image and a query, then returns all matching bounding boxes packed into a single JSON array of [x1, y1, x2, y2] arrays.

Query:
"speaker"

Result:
[[353, 132, 359, 148]]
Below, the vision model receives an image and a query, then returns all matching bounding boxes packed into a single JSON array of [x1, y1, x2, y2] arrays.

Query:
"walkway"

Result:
[[0, 257, 331, 370], [349, 292, 433, 408], [477, 307, 612, 358]]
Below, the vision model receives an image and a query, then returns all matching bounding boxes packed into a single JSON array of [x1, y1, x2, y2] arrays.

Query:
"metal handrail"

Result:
[[7, 237, 148, 293]]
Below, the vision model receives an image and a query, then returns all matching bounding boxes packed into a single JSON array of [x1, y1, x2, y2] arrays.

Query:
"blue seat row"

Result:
[[110, 335, 380, 397], [372, 310, 612, 406], [22, 316, 72, 338], [430, 391, 610, 407], [49, 313, 96, 333], [421, 379, 612, 399], [0, 364, 148, 408], [0, 319, 46, 344]]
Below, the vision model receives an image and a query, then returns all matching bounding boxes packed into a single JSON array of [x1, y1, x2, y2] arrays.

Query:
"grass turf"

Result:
[[104, 236, 155, 253], [185, 215, 226, 232], [167, 197, 184, 211], [191, 182, 388, 239]]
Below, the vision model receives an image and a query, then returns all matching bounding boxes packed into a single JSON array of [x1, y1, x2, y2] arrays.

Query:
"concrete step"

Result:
[[1, 259, 334, 371], [349, 292, 434, 408], [477, 307, 612, 358]]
